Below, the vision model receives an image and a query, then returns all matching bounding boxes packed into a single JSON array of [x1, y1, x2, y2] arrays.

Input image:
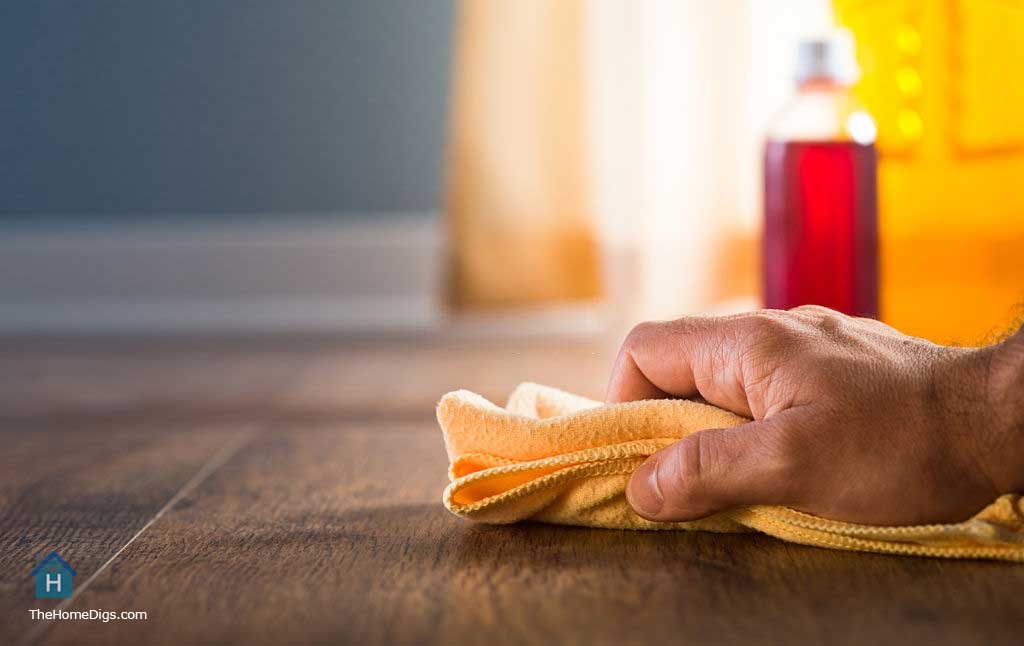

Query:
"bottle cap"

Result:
[[795, 29, 860, 85]]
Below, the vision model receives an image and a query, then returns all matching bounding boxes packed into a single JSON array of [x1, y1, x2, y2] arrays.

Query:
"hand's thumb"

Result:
[[626, 420, 791, 522]]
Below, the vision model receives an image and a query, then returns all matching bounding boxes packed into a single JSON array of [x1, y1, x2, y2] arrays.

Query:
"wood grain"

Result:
[[0, 337, 312, 424], [41, 421, 1024, 646], [279, 337, 616, 415], [0, 417, 254, 645], [0, 337, 616, 423], [2, 337, 1022, 646]]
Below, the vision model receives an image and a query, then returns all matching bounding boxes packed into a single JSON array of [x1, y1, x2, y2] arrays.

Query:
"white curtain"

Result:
[[446, 0, 835, 321], [588, 0, 835, 322]]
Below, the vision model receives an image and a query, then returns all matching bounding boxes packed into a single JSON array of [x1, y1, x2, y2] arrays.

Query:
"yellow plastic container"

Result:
[[835, 0, 1024, 344]]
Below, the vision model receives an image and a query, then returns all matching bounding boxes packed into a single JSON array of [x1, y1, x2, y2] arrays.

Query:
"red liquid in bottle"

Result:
[[763, 140, 878, 317]]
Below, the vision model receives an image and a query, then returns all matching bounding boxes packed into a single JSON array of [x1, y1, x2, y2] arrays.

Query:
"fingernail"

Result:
[[627, 458, 664, 517]]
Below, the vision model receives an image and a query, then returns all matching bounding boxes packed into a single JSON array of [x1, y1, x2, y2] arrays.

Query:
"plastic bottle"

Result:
[[763, 32, 879, 318]]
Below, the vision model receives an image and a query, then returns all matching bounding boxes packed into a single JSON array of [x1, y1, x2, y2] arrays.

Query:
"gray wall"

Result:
[[0, 0, 455, 221]]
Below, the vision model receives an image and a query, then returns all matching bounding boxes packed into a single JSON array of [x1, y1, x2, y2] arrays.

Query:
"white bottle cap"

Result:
[[795, 29, 860, 85]]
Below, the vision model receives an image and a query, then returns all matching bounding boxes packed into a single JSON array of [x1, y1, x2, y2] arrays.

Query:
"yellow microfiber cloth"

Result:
[[437, 382, 1024, 561]]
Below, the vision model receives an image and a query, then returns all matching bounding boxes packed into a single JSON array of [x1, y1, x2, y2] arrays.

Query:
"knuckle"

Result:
[[662, 315, 716, 348], [743, 312, 799, 361], [623, 316, 711, 353], [623, 320, 659, 349], [791, 304, 835, 318], [659, 436, 706, 504], [746, 310, 794, 339], [693, 431, 720, 484], [791, 305, 856, 339], [816, 312, 849, 337]]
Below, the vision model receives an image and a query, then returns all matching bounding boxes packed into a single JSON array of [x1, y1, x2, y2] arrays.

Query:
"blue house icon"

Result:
[[32, 552, 76, 599]]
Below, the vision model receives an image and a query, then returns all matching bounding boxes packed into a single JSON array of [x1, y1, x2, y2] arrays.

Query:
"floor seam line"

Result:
[[20, 428, 257, 646]]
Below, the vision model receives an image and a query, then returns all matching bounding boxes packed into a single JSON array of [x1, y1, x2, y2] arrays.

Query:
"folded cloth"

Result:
[[438, 382, 1024, 561]]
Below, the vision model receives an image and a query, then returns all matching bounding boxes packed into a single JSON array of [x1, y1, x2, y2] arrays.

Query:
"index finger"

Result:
[[605, 314, 763, 418]]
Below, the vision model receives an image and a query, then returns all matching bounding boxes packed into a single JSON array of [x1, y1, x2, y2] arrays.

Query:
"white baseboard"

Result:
[[0, 214, 445, 334], [0, 215, 620, 337]]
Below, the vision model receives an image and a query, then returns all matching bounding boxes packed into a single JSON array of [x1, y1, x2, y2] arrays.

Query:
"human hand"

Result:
[[607, 306, 1024, 525]]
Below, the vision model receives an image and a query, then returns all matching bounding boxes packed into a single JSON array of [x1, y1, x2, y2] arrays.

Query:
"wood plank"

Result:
[[0, 417, 255, 646], [39, 420, 1024, 646], [1, 337, 311, 644], [0, 337, 617, 423], [280, 337, 617, 416], [0, 337, 314, 424]]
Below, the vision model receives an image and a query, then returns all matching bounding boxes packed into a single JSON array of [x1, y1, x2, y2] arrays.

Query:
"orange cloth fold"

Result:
[[438, 382, 1024, 561]]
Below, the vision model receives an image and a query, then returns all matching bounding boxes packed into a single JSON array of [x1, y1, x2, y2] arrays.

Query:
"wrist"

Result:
[[968, 329, 1024, 493]]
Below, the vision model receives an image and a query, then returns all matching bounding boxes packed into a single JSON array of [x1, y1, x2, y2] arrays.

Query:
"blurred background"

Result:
[[2, 0, 1022, 344]]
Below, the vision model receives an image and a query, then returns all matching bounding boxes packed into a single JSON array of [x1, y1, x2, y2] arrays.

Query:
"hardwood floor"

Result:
[[2, 337, 1022, 645]]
